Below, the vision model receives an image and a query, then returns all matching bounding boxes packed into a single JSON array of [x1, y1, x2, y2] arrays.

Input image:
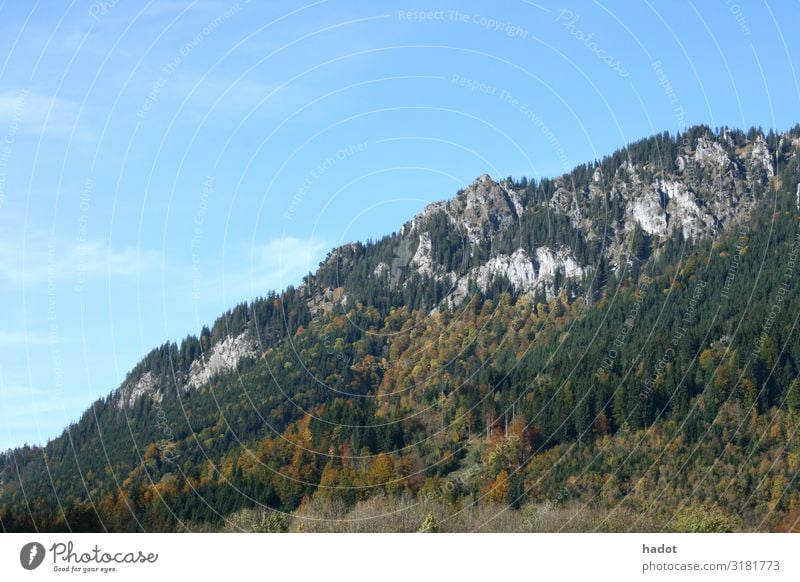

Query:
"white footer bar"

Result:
[[1, 533, 796, 581]]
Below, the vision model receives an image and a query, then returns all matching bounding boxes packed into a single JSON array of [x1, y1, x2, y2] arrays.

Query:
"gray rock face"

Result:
[[404, 174, 524, 244], [750, 134, 774, 177], [187, 332, 258, 390], [659, 179, 718, 239], [549, 185, 584, 229], [115, 332, 259, 409], [410, 231, 437, 277], [630, 188, 668, 237], [395, 129, 784, 309], [544, 130, 789, 270], [624, 179, 718, 240], [450, 174, 524, 243], [116, 370, 157, 410], [443, 246, 585, 307], [694, 136, 731, 169]]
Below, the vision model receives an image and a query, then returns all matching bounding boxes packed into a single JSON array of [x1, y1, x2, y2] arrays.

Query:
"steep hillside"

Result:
[[2, 124, 800, 532]]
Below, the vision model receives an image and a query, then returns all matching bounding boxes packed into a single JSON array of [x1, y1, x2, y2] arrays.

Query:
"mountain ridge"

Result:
[[3, 123, 800, 532], [37, 123, 800, 436]]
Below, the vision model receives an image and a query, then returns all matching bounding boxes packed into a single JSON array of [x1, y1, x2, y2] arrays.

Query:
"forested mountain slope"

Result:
[[2, 124, 800, 532]]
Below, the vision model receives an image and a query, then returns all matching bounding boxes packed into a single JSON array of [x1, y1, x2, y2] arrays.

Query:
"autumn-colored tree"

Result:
[[596, 412, 611, 435], [368, 453, 395, 488], [486, 470, 510, 504]]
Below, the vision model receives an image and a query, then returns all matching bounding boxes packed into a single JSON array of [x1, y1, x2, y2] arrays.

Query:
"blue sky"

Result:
[[0, 0, 798, 450]]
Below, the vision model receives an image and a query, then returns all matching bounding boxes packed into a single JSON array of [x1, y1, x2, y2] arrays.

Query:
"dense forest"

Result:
[[2, 124, 800, 532]]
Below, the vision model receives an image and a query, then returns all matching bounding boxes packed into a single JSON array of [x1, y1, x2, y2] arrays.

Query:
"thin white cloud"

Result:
[[249, 236, 328, 289], [0, 331, 51, 347], [203, 236, 328, 302], [0, 90, 81, 137], [0, 233, 161, 287], [0, 385, 94, 444], [0, 384, 43, 398]]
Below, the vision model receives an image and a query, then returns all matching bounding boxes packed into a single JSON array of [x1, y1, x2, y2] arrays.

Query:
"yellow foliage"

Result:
[[699, 349, 715, 370], [487, 470, 509, 504]]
